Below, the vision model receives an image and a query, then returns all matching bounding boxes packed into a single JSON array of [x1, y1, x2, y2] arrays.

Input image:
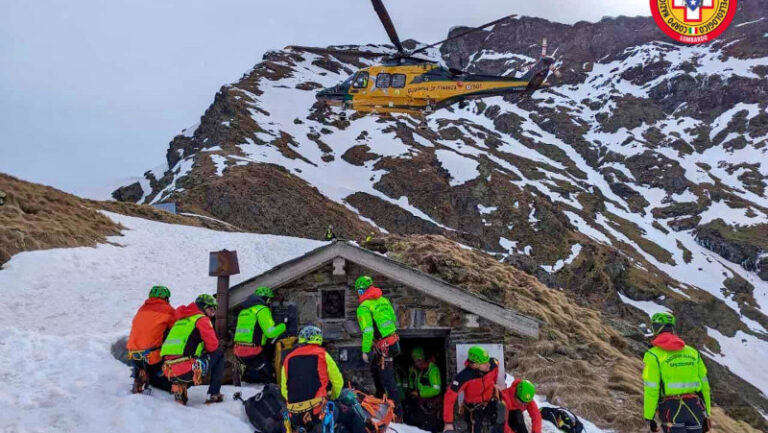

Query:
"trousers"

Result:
[[463, 400, 507, 433], [132, 360, 172, 392], [659, 396, 707, 433]]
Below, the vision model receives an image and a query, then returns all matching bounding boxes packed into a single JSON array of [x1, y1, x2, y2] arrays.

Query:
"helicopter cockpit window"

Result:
[[391, 74, 406, 88], [375, 73, 391, 88], [353, 71, 370, 88]]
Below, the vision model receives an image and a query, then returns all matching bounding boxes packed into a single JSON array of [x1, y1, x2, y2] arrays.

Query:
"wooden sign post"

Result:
[[209, 249, 240, 342]]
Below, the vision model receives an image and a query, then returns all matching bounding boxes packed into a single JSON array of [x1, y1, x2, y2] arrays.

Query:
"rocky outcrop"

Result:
[[111, 182, 143, 203], [695, 219, 768, 280]]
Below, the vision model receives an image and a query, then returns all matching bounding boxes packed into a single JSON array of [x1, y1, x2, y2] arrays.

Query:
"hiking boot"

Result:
[[205, 393, 224, 404], [131, 369, 148, 394], [172, 384, 188, 405]]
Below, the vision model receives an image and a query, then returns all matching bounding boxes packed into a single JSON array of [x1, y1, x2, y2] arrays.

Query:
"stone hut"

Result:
[[227, 240, 540, 389]]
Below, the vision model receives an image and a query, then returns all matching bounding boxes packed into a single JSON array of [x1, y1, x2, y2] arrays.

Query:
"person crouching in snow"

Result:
[[501, 379, 541, 433], [126, 285, 175, 393], [234, 286, 286, 383], [160, 294, 225, 405]]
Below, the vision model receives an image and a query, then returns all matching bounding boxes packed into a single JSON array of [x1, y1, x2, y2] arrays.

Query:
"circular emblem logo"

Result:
[[650, 0, 737, 44]]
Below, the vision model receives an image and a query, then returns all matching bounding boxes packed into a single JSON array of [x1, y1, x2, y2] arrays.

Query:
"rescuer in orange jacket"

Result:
[[126, 285, 175, 393]]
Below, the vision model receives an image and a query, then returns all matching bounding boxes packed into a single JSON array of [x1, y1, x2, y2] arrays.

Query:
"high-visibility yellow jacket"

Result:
[[642, 332, 711, 420]]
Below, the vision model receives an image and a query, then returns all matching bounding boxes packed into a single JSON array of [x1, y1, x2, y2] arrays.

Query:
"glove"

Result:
[[703, 417, 711, 433], [362, 352, 370, 363], [648, 419, 659, 433]]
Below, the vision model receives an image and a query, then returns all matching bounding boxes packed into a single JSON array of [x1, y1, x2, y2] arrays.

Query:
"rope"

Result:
[[323, 401, 335, 433]]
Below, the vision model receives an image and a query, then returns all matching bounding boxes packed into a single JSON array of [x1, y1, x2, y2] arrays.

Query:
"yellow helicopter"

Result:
[[313, 0, 555, 120]]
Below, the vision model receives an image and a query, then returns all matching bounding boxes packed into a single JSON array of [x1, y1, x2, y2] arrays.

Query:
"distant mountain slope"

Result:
[[114, 1, 768, 428]]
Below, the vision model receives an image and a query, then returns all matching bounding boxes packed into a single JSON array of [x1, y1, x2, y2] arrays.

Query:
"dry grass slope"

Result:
[[0, 173, 238, 266], [385, 234, 761, 433], [0, 173, 123, 265]]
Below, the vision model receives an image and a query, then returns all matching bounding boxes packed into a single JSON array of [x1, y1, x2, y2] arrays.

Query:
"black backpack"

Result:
[[540, 407, 584, 433], [240, 384, 286, 433]]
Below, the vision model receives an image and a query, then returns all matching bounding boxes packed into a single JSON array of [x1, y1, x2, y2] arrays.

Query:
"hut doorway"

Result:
[[395, 329, 450, 398]]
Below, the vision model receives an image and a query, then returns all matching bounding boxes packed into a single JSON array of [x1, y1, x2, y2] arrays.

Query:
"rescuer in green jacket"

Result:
[[643, 312, 711, 433], [233, 286, 287, 383], [355, 275, 402, 418], [404, 346, 443, 432]]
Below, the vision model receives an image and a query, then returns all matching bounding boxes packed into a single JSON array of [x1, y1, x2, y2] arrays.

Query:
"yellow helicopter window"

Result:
[[391, 74, 406, 88], [375, 73, 391, 88], [353, 71, 369, 88]]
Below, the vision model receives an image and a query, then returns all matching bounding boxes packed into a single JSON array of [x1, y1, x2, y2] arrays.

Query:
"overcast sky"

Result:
[[0, 0, 649, 197]]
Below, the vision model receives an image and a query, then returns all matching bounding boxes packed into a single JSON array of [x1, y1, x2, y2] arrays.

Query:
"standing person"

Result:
[[443, 346, 506, 433], [280, 325, 365, 433], [160, 294, 225, 405], [501, 379, 541, 433], [324, 225, 337, 241], [234, 286, 286, 383], [643, 312, 711, 433], [126, 285, 175, 393], [355, 275, 403, 418], [404, 346, 443, 432]]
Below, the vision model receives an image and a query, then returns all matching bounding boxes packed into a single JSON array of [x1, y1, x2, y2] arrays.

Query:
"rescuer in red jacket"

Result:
[[443, 346, 506, 433], [501, 379, 542, 433]]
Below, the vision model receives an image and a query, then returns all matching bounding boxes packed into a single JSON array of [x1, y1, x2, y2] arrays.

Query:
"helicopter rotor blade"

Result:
[[371, 0, 404, 53], [409, 14, 517, 55]]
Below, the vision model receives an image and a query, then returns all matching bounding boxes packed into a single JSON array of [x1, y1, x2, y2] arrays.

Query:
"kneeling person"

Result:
[[501, 379, 541, 433], [443, 346, 506, 433], [234, 286, 286, 383], [281, 325, 365, 433], [126, 285, 175, 393], [404, 347, 443, 432], [160, 294, 225, 405]]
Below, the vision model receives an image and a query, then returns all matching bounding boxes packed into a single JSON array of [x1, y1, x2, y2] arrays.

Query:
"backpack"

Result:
[[540, 407, 584, 433], [241, 383, 287, 433], [353, 390, 395, 433], [274, 336, 298, 384]]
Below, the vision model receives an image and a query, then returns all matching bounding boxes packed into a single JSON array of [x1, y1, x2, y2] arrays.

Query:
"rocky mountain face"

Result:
[[114, 1, 768, 429]]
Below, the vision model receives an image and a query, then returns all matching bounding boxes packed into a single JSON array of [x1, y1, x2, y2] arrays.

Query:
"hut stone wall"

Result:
[[236, 260, 510, 389]]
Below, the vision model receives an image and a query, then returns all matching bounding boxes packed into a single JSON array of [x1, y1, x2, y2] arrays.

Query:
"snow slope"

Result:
[[0, 213, 612, 433], [0, 213, 322, 433]]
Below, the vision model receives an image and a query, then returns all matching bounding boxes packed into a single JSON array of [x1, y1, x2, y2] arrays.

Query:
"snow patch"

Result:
[[435, 149, 480, 186], [542, 243, 583, 273], [618, 293, 670, 317], [702, 328, 768, 394]]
